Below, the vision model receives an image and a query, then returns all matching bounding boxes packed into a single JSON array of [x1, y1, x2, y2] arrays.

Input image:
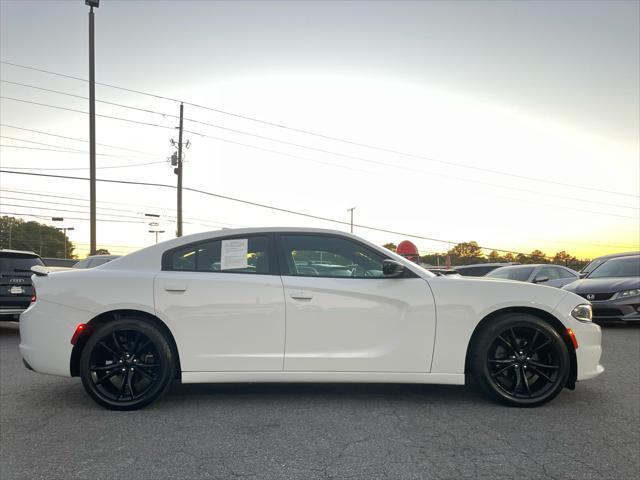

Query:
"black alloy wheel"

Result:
[[471, 313, 570, 407], [79, 318, 176, 410]]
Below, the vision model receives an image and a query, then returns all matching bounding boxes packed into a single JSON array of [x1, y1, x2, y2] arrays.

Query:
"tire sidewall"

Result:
[[79, 318, 176, 410]]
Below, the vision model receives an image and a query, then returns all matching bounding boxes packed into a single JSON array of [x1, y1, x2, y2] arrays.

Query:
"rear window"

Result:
[[487, 266, 535, 282], [0, 255, 44, 272]]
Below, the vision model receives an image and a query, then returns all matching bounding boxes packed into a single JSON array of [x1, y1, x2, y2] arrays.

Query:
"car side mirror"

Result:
[[383, 259, 405, 278], [533, 276, 549, 284]]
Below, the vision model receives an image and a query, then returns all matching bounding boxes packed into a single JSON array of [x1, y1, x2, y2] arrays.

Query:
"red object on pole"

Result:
[[397, 240, 419, 263]]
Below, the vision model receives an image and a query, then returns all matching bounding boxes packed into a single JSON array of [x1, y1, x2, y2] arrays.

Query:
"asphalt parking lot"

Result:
[[1, 322, 638, 480]]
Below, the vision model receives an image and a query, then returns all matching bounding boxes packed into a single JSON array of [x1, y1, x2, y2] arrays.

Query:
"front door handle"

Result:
[[290, 291, 313, 300], [164, 284, 187, 292]]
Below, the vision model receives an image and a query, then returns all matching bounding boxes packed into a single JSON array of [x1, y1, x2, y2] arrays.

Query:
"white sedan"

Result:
[[19, 228, 603, 410]]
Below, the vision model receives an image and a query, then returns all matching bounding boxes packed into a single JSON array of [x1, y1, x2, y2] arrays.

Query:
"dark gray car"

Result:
[[564, 254, 640, 323], [486, 264, 579, 288]]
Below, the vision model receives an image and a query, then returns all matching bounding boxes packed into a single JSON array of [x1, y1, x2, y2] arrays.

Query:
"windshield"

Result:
[[588, 256, 640, 278], [486, 266, 534, 281], [0, 255, 44, 272], [581, 258, 605, 274]]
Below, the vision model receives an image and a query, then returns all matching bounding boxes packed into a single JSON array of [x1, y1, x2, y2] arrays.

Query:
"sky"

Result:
[[0, 0, 638, 259]]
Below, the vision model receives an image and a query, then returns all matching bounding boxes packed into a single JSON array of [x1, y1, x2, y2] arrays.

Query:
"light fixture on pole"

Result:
[[148, 222, 165, 244], [85, 0, 99, 255], [53, 217, 74, 260]]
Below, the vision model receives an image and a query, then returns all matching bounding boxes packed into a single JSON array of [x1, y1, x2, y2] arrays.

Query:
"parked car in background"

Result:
[[564, 254, 640, 323], [0, 249, 42, 321], [425, 267, 461, 276], [579, 251, 639, 278], [73, 255, 120, 269], [486, 264, 579, 288], [20, 227, 602, 410], [454, 262, 517, 277]]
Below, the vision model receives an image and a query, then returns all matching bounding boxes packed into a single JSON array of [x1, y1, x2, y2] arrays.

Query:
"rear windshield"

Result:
[[0, 255, 44, 272], [486, 266, 534, 282], [588, 256, 640, 278]]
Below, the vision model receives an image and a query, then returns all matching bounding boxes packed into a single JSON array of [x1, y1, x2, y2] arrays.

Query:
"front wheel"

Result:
[[470, 313, 570, 407], [79, 318, 176, 410]]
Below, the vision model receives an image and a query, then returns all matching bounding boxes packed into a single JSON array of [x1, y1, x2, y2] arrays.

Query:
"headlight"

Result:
[[571, 304, 592, 323], [618, 289, 640, 298]]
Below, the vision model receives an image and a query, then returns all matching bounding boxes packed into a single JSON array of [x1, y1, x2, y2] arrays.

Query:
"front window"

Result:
[[486, 266, 534, 282], [588, 256, 640, 279], [281, 235, 385, 278]]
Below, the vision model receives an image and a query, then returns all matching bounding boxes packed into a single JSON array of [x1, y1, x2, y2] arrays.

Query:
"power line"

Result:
[[0, 133, 168, 160], [0, 123, 163, 156], [0, 96, 174, 130], [2, 60, 636, 199], [3, 85, 638, 209], [2, 168, 630, 255], [186, 128, 639, 211], [0, 191, 246, 229]]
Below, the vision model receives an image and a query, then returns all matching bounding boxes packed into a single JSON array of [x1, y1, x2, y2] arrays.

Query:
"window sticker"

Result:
[[220, 239, 249, 270]]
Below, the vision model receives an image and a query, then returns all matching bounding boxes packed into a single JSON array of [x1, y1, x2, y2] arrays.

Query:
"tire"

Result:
[[79, 318, 176, 410], [470, 313, 570, 407]]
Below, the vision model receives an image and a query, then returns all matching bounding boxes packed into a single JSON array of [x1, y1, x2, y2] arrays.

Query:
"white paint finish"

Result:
[[428, 276, 574, 374], [181, 371, 465, 385], [19, 298, 84, 376], [282, 276, 436, 372], [154, 271, 286, 371], [18, 227, 603, 391]]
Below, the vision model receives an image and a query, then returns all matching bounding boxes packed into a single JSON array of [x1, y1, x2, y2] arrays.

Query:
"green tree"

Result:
[[382, 242, 397, 253], [95, 248, 111, 255], [447, 241, 484, 265], [0, 216, 75, 258], [487, 250, 502, 262], [529, 250, 548, 264]]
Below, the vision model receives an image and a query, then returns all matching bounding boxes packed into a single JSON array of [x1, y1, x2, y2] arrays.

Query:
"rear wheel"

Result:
[[79, 318, 176, 410], [470, 313, 570, 407]]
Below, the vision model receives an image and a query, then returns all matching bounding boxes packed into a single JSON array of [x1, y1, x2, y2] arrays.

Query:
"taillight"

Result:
[[70, 324, 87, 345], [31, 285, 36, 303]]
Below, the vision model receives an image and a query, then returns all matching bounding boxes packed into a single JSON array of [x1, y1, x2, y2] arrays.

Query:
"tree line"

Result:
[[382, 241, 591, 270]]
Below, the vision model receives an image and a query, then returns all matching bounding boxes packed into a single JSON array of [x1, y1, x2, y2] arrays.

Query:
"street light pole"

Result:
[[55, 226, 75, 259], [86, 0, 99, 255], [347, 207, 356, 233]]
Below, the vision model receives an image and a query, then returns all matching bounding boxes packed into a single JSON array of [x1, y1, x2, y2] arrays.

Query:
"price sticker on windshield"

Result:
[[220, 239, 248, 270]]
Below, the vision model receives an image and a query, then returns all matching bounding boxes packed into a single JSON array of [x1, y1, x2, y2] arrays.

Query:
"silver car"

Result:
[[486, 264, 579, 288]]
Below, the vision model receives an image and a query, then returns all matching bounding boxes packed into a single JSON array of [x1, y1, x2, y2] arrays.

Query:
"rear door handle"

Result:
[[290, 291, 313, 300], [164, 284, 187, 292]]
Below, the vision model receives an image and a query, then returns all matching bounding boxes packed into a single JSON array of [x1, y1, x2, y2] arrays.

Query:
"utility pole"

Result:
[[86, 0, 99, 255], [347, 207, 356, 233], [172, 103, 185, 237], [177, 103, 184, 237]]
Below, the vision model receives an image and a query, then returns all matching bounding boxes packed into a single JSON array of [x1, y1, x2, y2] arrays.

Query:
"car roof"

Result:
[[592, 251, 639, 261], [0, 249, 40, 257]]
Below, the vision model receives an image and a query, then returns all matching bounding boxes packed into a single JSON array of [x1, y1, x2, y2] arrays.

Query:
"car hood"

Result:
[[563, 277, 640, 294]]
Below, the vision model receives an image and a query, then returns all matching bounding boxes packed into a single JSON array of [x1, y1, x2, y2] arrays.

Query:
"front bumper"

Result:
[[591, 296, 640, 322]]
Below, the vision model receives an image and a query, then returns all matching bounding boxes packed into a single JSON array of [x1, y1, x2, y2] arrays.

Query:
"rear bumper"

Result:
[[19, 300, 90, 377]]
